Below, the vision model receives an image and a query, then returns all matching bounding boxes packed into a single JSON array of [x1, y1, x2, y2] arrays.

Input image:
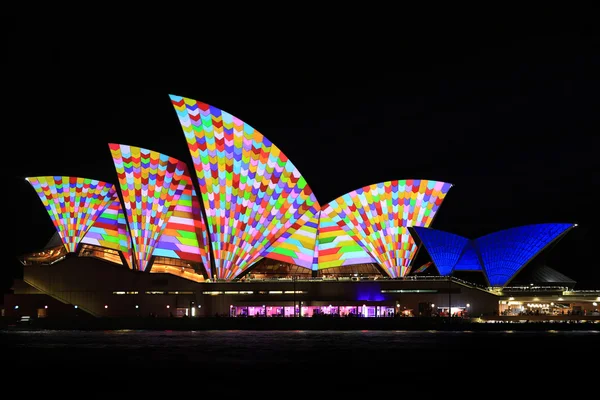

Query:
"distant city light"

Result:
[[104, 305, 108, 309], [135, 305, 139, 309], [431, 304, 435, 307], [593, 302, 598, 307], [74, 305, 78, 309], [466, 304, 470, 308], [166, 305, 170, 309], [14, 305, 19, 309], [44, 305, 48, 309]]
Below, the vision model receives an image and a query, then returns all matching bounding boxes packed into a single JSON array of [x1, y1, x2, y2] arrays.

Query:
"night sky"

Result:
[[6, 16, 599, 291]]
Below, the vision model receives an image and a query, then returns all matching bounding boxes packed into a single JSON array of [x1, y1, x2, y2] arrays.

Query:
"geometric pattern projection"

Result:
[[81, 195, 133, 268], [453, 242, 483, 271], [109, 143, 190, 272], [261, 210, 321, 270], [322, 180, 452, 278], [410, 227, 470, 276], [317, 208, 378, 270], [410, 223, 575, 287], [26, 176, 116, 253], [154, 164, 211, 275], [475, 223, 574, 287], [170, 95, 319, 280]]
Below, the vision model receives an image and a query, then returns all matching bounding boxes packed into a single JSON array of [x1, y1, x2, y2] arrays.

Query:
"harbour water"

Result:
[[3, 329, 598, 395]]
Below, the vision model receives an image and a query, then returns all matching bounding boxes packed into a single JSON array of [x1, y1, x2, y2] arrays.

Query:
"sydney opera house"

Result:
[[5, 95, 599, 320]]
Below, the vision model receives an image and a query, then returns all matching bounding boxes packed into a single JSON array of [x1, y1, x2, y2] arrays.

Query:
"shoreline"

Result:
[[1, 317, 598, 331]]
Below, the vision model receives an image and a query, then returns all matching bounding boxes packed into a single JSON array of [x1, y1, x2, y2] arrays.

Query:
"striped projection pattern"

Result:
[[409, 227, 469, 275], [261, 210, 321, 269], [317, 208, 378, 270], [110, 143, 190, 272], [413, 261, 432, 274], [170, 95, 319, 280], [26, 176, 116, 252], [322, 180, 452, 278], [410, 224, 575, 286], [154, 164, 211, 275], [475, 223, 574, 287], [81, 195, 133, 267]]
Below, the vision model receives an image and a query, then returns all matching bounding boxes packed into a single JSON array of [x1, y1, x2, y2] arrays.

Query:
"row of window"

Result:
[[113, 289, 441, 296], [112, 291, 195, 295], [203, 290, 308, 296]]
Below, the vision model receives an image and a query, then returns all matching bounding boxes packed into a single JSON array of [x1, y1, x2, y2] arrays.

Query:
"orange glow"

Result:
[[150, 264, 206, 283], [20, 246, 66, 265]]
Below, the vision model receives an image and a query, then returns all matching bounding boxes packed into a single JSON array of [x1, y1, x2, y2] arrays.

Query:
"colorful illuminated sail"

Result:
[[26, 176, 116, 252], [109, 143, 190, 272], [323, 180, 452, 278], [170, 95, 319, 280], [261, 210, 321, 269], [317, 208, 378, 270], [153, 164, 211, 275], [81, 194, 133, 267]]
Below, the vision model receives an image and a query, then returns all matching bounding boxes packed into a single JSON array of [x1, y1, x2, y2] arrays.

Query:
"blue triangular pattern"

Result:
[[412, 227, 469, 276], [453, 241, 483, 271], [475, 223, 574, 287]]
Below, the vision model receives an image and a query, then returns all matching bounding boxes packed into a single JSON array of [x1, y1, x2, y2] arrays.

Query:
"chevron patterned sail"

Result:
[[26, 176, 116, 252], [475, 223, 574, 287], [109, 143, 190, 272], [170, 95, 319, 280], [153, 164, 211, 275], [261, 210, 321, 269], [81, 194, 133, 267], [323, 180, 452, 278], [317, 207, 378, 270]]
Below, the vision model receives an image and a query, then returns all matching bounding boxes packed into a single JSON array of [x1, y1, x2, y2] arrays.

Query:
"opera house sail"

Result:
[[410, 223, 576, 287], [169, 95, 319, 280]]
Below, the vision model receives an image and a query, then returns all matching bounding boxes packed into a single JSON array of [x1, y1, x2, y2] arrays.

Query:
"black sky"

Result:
[[6, 14, 599, 290]]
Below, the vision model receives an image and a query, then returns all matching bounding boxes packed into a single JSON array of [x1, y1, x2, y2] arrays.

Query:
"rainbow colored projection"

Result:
[[81, 195, 133, 267], [411, 224, 575, 286], [109, 143, 190, 272], [317, 208, 378, 269], [413, 261, 433, 274], [321, 180, 452, 278], [26, 176, 116, 252], [170, 95, 319, 280], [154, 164, 211, 275], [261, 210, 321, 269]]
